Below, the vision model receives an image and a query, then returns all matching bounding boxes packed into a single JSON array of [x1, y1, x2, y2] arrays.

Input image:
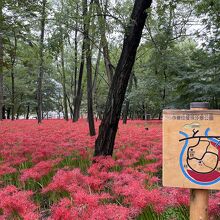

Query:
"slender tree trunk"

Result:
[[73, 0, 92, 123], [11, 69, 15, 120], [74, 4, 78, 99], [6, 108, 10, 119], [2, 105, 5, 119], [84, 0, 96, 136], [122, 71, 134, 124], [37, 0, 46, 123], [70, 3, 78, 114], [86, 49, 96, 135], [26, 105, 30, 119], [16, 94, 23, 119], [0, 1, 4, 121], [10, 32, 17, 121], [158, 112, 162, 120], [93, 43, 101, 117], [142, 103, 145, 120], [94, 0, 152, 156], [73, 40, 85, 122], [93, 44, 101, 94], [122, 100, 130, 124], [16, 105, 21, 119], [94, 0, 114, 84], [67, 94, 73, 119], [60, 32, 68, 121], [70, 35, 78, 116], [73, 2, 87, 122], [162, 68, 167, 104]]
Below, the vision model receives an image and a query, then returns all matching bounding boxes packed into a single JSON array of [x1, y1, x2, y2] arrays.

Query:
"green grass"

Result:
[[109, 165, 123, 172], [18, 160, 33, 170], [57, 154, 91, 173], [134, 155, 157, 167], [1, 172, 20, 187], [36, 190, 70, 209], [137, 206, 189, 220]]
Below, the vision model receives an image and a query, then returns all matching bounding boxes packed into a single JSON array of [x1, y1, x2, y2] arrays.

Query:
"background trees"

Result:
[[0, 0, 219, 122], [0, 0, 3, 120]]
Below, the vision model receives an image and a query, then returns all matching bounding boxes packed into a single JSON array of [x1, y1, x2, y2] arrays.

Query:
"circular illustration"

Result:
[[179, 127, 220, 185]]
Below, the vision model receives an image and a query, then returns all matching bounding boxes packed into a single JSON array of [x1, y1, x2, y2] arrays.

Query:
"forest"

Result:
[[0, 0, 219, 122], [0, 0, 220, 219]]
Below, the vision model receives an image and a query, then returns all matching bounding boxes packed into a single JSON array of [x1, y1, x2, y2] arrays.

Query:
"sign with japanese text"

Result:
[[163, 109, 220, 189]]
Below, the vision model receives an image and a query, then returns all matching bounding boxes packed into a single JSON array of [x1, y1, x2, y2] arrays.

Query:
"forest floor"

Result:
[[0, 120, 219, 219]]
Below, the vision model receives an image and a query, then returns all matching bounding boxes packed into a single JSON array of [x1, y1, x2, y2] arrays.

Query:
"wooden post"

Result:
[[190, 102, 209, 220], [190, 189, 208, 220]]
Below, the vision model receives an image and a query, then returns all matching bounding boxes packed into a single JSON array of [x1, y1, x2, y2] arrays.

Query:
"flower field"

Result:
[[0, 120, 219, 220]]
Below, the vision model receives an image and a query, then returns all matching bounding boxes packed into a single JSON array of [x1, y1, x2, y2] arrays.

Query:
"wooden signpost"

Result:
[[163, 102, 220, 220]]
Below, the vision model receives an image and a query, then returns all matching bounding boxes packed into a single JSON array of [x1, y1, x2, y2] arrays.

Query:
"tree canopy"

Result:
[[0, 0, 219, 121]]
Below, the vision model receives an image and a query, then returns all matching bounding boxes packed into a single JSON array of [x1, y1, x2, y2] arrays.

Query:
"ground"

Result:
[[0, 120, 219, 219]]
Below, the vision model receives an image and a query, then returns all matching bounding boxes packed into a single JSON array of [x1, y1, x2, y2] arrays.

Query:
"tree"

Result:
[[60, 31, 69, 121], [94, 0, 114, 84], [1, 0, 219, 123], [59, 1, 69, 121], [73, 39, 86, 122], [84, 0, 96, 136], [0, 0, 3, 120], [122, 71, 135, 124], [9, 31, 17, 120], [195, 0, 220, 51], [73, 3, 79, 113], [37, 0, 47, 123], [0, 0, 41, 120], [73, 0, 87, 122], [94, 0, 152, 156]]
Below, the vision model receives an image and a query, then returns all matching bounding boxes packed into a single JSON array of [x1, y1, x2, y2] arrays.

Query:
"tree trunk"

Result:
[[122, 71, 134, 124], [158, 111, 162, 120], [11, 68, 15, 120], [26, 104, 30, 119], [86, 54, 96, 135], [6, 108, 10, 119], [142, 102, 145, 120], [2, 105, 5, 119], [60, 31, 68, 121], [73, 42, 85, 122], [94, 0, 152, 156], [67, 94, 73, 119], [122, 100, 130, 124], [0, 1, 3, 121], [73, 2, 87, 122], [10, 31, 17, 121], [94, 0, 114, 84], [37, 0, 46, 123], [93, 43, 101, 117], [162, 68, 167, 106], [16, 94, 23, 119], [74, 3, 78, 100], [16, 105, 21, 119], [84, 0, 96, 136]]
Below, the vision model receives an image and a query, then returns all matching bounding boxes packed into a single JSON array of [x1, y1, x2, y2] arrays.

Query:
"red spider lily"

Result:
[[0, 119, 219, 219], [0, 185, 39, 219]]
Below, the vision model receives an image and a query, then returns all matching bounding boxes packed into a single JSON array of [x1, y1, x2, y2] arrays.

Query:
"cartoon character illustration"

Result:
[[179, 128, 220, 185]]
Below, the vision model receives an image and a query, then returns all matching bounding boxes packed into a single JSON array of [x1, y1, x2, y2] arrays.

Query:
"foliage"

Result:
[[1, 0, 219, 119]]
